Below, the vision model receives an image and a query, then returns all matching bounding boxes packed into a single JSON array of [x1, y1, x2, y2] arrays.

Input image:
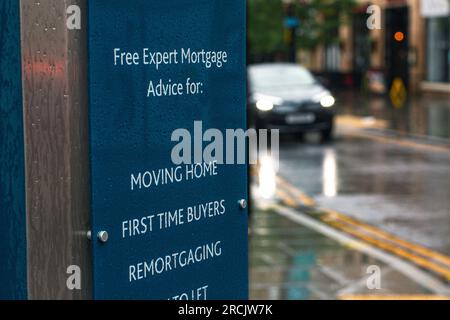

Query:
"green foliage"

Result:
[[247, 0, 286, 56], [248, 0, 357, 56], [295, 0, 356, 49]]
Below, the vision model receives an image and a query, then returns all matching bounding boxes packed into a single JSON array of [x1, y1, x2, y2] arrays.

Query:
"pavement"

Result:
[[250, 205, 449, 300], [249, 98, 450, 300]]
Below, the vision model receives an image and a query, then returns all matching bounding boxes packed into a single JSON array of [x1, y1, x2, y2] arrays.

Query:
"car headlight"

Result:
[[256, 99, 274, 112], [320, 95, 335, 108]]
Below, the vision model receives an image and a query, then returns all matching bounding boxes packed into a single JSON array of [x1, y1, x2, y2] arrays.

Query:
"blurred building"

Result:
[[300, 0, 450, 95]]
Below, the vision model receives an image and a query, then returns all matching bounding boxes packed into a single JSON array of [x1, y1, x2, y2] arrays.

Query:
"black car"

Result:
[[248, 63, 336, 140]]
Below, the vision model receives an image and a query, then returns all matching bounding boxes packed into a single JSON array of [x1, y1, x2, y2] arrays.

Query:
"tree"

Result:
[[248, 0, 357, 59], [294, 0, 356, 49], [248, 0, 286, 61]]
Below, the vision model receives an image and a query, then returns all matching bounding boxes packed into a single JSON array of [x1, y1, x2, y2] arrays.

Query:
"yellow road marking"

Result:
[[336, 115, 388, 129], [276, 176, 316, 207], [340, 294, 449, 301], [275, 189, 297, 208], [344, 130, 450, 154], [275, 175, 450, 281], [326, 219, 450, 281], [323, 209, 450, 268], [336, 114, 450, 154]]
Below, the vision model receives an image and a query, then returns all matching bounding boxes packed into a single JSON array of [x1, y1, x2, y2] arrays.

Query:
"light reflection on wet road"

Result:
[[338, 90, 450, 141], [277, 132, 450, 254], [250, 208, 435, 300], [250, 122, 450, 299]]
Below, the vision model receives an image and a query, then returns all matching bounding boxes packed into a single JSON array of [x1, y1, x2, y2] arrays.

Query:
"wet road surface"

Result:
[[276, 130, 450, 255], [249, 207, 443, 300], [337, 90, 450, 141], [250, 115, 450, 299]]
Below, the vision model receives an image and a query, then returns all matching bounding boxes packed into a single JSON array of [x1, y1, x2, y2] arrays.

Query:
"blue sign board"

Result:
[[88, 0, 247, 299], [0, 0, 27, 300]]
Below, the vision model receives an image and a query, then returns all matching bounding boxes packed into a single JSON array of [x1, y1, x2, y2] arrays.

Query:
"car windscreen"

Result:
[[249, 65, 316, 91]]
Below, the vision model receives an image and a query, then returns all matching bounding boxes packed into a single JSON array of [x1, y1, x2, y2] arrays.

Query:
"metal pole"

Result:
[[20, 0, 92, 299]]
